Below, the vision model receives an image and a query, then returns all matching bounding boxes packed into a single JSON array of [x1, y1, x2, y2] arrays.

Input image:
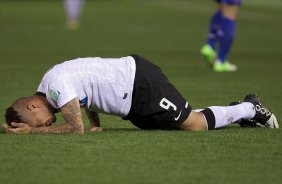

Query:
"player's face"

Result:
[[21, 104, 56, 128], [30, 106, 56, 127]]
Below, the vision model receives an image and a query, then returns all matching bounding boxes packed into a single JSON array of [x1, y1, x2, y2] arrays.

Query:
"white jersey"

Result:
[[37, 56, 136, 117]]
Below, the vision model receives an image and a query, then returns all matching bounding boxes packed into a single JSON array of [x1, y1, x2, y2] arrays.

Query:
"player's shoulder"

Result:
[[41, 65, 68, 84]]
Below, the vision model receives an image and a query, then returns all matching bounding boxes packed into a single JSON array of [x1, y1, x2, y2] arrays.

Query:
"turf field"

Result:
[[0, 0, 282, 183]]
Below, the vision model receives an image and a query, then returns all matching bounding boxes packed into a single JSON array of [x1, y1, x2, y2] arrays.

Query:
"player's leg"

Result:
[[206, 10, 221, 50], [214, 1, 240, 72], [64, 0, 85, 29], [179, 111, 207, 130], [127, 55, 247, 131], [180, 102, 255, 130], [180, 94, 279, 130], [200, 4, 221, 66]]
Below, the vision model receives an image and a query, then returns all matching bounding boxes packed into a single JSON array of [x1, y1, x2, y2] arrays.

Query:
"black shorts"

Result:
[[123, 54, 192, 130]]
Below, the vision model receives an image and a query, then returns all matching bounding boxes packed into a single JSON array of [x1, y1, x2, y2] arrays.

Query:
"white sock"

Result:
[[208, 102, 255, 129]]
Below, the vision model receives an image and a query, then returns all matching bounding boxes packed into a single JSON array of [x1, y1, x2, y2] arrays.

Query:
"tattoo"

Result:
[[31, 124, 75, 134], [31, 98, 84, 134], [85, 108, 101, 127]]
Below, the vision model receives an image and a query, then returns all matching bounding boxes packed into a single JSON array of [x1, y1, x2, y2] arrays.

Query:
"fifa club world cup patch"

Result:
[[49, 88, 60, 102]]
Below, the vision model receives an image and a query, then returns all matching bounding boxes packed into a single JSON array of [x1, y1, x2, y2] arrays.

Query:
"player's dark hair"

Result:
[[5, 107, 22, 128]]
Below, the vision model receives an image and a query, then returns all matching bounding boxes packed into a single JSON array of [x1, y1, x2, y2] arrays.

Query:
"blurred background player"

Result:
[[200, 0, 241, 72], [64, 0, 85, 29]]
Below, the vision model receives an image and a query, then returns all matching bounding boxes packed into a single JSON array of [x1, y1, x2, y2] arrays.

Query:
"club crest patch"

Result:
[[49, 88, 60, 102]]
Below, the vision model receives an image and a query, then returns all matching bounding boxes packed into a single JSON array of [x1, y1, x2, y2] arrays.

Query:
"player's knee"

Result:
[[179, 111, 208, 131]]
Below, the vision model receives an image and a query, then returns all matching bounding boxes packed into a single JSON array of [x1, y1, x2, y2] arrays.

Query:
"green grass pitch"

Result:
[[0, 0, 282, 184]]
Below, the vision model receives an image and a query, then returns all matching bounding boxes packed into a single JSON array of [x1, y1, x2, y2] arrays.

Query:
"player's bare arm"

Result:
[[4, 98, 84, 134], [84, 108, 102, 132]]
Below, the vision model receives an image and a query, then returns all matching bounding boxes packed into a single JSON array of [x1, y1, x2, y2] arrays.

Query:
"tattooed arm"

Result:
[[4, 98, 84, 134], [84, 108, 102, 132]]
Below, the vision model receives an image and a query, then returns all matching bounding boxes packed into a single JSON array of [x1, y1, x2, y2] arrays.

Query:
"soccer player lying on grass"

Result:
[[3, 55, 279, 134]]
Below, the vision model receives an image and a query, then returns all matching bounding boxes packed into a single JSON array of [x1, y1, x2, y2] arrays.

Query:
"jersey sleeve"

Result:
[[46, 73, 78, 108]]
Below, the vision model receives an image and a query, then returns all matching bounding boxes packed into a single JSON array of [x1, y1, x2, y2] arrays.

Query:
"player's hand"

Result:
[[2, 123, 10, 133], [3, 122, 32, 134], [88, 126, 103, 133]]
